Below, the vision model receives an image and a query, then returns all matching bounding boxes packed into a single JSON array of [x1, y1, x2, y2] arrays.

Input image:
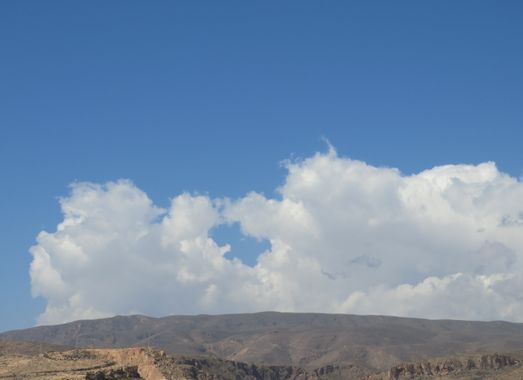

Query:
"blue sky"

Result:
[[1, 1, 522, 332]]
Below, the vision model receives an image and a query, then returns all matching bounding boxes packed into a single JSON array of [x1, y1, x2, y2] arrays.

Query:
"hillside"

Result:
[[3, 312, 523, 372], [1, 344, 522, 379], [0, 345, 355, 379]]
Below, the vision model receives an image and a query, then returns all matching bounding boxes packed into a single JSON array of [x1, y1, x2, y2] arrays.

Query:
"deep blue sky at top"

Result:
[[0, 1, 522, 331]]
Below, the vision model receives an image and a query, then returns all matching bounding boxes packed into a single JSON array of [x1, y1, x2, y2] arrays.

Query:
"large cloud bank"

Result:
[[30, 148, 523, 325]]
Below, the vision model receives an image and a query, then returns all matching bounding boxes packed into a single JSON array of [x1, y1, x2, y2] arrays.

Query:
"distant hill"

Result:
[[3, 312, 523, 372]]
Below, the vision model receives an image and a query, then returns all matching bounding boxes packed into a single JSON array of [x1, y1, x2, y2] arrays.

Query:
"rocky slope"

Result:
[[0, 346, 126, 379], [3, 312, 523, 372], [0, 345, 355, 379], [2, 343, 523, 380], [366, 353, 523, 379]]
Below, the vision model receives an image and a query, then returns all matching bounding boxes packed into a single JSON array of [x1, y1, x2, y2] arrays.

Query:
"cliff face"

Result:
[[2, 342, 523, 380], [142, 349, 344, 379], [366, 353, 521, 380], [85, 366, 142, 379], [0, 345, 345, 380]]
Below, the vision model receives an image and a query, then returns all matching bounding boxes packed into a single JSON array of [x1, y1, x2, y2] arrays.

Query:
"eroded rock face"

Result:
[[479, 353, 519, 370], [80, 348, 344, 380], [91, 348, 167, 380], [86, 366, 143, 379], [147, 349, 341, 379], [366, 354, 520, 380], [3, 342, 522, 380]]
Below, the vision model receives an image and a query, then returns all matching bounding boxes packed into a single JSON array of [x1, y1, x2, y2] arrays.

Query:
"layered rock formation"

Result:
[[0, 345, 346, 380], [367, 353, 521, 379], [2, 342, 523, 379]]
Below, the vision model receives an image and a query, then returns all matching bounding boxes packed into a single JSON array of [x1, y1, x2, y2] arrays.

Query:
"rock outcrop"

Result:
[[145, 349, 343, 379], [2, 341, 523, 380], [86, 366, 143, 379], [366, 353, 520, 379]]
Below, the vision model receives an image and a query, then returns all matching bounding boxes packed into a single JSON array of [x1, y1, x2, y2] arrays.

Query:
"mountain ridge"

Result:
[[3, 312, 523, 372]]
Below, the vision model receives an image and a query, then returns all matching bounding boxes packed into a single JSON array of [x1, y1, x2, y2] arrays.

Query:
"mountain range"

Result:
[[3, 312, 523, 375]]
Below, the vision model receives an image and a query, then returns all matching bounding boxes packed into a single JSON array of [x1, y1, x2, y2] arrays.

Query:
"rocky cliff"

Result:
[[2, 342, 523, 380], [366, 353, 521, 379]]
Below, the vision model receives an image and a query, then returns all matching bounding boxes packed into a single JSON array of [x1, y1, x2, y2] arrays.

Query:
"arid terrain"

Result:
[[3, 312, 523, 379], [1, 341, 523, 379], [4, 313, 523, 370], [0, 342, 354, 379]]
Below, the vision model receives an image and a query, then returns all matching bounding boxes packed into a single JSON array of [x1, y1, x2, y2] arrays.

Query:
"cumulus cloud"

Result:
[[30, 148, 523, 325]]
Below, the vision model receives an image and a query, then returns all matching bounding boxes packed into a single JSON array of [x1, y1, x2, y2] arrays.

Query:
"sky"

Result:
[[0, 1, 522, 332]]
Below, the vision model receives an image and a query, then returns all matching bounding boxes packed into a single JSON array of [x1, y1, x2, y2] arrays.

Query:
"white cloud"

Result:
[[340, 273, 523, 321], [30, 149, 523, 325]]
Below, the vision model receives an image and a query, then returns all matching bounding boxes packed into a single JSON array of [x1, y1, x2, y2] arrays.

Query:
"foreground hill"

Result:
[[0, 345, 358, 379], [3, 312, 523, 372], [0, 343, 522, 379]]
